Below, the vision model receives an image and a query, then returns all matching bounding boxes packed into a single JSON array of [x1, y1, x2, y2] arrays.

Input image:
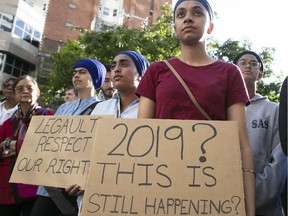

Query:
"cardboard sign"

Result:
[[81, 118, 245, 216], [10, 115, 100, 188]]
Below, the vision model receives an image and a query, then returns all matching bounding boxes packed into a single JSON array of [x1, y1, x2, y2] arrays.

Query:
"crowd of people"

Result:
[[0, 0, 287, 215]]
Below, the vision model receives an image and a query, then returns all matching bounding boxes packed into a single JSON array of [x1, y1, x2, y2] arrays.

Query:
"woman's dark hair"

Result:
[[3, 77, 16, 88]]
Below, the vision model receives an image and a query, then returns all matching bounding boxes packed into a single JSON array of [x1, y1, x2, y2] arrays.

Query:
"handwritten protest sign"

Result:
[[81, 118, 245, 216], [10, 115, 100, 188]]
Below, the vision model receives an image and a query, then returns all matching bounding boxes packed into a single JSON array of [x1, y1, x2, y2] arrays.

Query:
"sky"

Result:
[[172, 0, 288, 82]]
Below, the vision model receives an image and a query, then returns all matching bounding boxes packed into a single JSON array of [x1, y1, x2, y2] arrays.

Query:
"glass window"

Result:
[[25, 24, 33, 34], [6, 55, 13, 64], [1, 25, 11, 32], [13, 67, 21, 77], [113, 9, 117, 17], [3, 55, 35, 77], [22, 63, 29, 74], [33, 29, 41, 40], [16, 18, 25, 28], [0, 53, 4, 70], [23, 0, 34, 6], [14, 26, 23, 38], [69, 3, 77, 9], [3, 15, 13, 23], [103, 7, 109, 16], [65, 22, 73, 28], [4, 64, 12, 74], [31, 39, 39, 47], [0, 12, 14, 32], [12, 17, 41, 47], [23, 32, 31, 43], [15, 59, 22, 68]]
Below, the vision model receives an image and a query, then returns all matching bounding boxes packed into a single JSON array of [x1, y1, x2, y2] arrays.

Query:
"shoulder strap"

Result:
[[79, 101, 102, 115], [35, 108, 48, 115], [164, 60, 212, 120]]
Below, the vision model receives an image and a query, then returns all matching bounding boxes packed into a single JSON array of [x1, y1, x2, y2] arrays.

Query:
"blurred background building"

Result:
[[0, 0, 171, 95]]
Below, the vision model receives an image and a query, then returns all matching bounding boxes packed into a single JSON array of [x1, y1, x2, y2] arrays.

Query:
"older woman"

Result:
[[0, 75, 53, 216]]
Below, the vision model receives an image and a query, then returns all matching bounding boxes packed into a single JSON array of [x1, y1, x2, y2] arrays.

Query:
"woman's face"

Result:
[[2, 79, 15, 100], [174, 0, 213, 44], [110, 54, 139, 92], [14, 79, 39, 105]]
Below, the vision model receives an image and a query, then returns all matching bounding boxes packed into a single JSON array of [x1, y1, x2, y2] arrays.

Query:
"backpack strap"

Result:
[[79, 101, 102, 115]]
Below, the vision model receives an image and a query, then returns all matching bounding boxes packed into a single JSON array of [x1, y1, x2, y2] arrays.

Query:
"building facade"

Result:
[[0, 0, 171, 93], [0, 0, 48, 91]]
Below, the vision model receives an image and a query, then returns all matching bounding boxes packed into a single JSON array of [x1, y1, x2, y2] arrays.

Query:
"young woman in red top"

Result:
[[136, 1, 255, 215]]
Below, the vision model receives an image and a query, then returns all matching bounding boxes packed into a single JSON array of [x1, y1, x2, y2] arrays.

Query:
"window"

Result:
[[65, 22, 73, 28], [23, 0, 35, 6], [3, 54, 35, 77], [69, 3, 77, 9], [12, 17, 41, 48], [1, 25, 11, 32], [103, 7, 109, 16], [16, 18, 25, 28], [3, 15, 13, 23], [0, 12, 14, 33], [113, 9, 117, 17], [0, 53, 4, 71]]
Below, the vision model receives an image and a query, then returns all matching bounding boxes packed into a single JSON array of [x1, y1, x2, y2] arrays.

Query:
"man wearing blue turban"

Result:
[[31, 58, 106, 216], [65, 51, 150, 215]]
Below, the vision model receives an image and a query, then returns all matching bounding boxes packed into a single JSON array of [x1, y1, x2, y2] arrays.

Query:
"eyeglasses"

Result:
[[15, 85, 35, 92], [237, 60, 260, 69]]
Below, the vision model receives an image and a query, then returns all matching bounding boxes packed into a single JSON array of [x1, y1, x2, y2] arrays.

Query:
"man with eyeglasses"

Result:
[[0, 78, 18, 126], [233, 51, 287, 216]]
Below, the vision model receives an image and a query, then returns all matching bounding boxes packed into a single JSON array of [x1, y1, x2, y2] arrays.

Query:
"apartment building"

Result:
[[43, 0, 171, 54], [0, 0, 171, 91], [0, 0, 48, 91]]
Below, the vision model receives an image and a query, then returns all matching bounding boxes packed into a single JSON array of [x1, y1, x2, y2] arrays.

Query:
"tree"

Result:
[[208, 38, 282, 102], [40, 4, 283, 106]]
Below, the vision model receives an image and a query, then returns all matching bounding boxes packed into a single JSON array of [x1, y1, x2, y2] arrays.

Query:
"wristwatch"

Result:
[[4, 138, 12, 149]]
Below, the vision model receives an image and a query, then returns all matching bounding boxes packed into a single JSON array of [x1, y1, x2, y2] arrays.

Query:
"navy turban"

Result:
[[233, 51, 264, 72], [73, 58, 106, 89], [117, 51, 150, 76], [173, 0, 214, 21]]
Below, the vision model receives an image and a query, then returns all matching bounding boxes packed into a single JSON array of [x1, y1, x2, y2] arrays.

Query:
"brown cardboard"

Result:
[[10, 115, 101, 188], [81, 118, 246, 216]]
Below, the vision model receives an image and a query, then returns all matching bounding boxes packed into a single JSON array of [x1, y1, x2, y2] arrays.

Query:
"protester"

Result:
[[0, 75, 53, 216], [66, 50, 149, 215], [0, 78, 18, 125], [30, 58, 106, 216], [64, 86, 78, 102], [95, 64, 114, 100], [279, 76, 287, 156], [91, 51, 149, 117], [233, 51, 287, 216], [136, 0, 255, 215], [279, 76, 287, 216]]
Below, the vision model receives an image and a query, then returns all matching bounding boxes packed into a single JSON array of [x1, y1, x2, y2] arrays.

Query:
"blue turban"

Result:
[[117, 51, 150, 76], [173, 0, 214, 21], [73, 58, 106, 89], [233, 51, 264, 72]]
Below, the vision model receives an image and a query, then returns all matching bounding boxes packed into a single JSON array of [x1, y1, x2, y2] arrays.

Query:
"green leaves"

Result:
[[40, 4, 282, 107]]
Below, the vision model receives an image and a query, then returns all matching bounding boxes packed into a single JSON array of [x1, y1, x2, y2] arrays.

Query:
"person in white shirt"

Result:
[[0, 78, 18, 126], [66, 50, 150, 215]]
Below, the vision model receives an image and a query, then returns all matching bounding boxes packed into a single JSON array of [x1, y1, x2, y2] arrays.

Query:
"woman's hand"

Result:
[[65, 184, 84, 196]]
